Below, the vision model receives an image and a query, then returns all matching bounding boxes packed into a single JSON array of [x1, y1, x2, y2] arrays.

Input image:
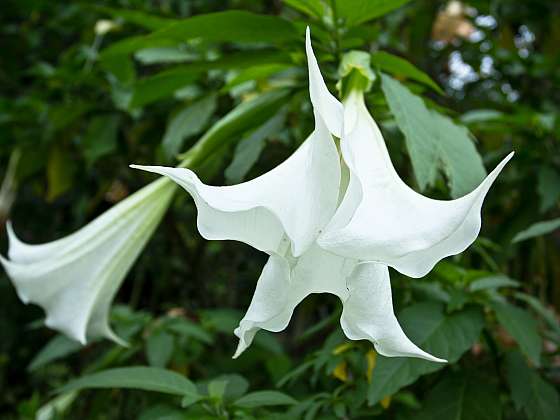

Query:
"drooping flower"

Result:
[[132, 28, 458, 362], [0, 179, 175, 344]]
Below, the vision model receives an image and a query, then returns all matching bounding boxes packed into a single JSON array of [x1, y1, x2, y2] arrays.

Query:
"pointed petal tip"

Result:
[[128, 164, 162, 176], [105, 330, 129, 347], [5, 220, 20, 246], [232, 343, 245, 359], [422, 354, 447, 363]]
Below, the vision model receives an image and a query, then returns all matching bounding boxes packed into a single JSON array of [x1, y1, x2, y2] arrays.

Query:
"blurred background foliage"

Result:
[[1, 0, 560, 419]]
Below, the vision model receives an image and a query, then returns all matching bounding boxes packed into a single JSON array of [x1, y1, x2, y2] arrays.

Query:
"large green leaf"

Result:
[[492, 301, 542, 366], [180, 89, 290, 168], [234, 391, 297, 408], [130, 50, 290, 108], [417, 373, 502, 420], [381, 74, 486, 197], [335, 0, 412, 26], [512, 218, 560, 243], [371, 51, 443, 94], [506, 351, 560, 420], [57, 366, 200, 399], [162, 94, 217, 159], [153, 11, 298, 43], [101, 11, 298, 58], [367, 302, 484, 405]]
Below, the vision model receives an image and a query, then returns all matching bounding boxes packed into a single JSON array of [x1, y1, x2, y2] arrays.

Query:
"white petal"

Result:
[[305, 27, 343, 137], [131, 31, 342, 257], [132, 116, 340, 257], [0, 178, 175, 344], [319, 91, 513, 277], [233, 245, 354, 357], [340, 262, 445, 362]]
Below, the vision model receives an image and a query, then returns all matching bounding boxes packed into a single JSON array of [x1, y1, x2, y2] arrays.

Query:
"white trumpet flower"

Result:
[[1, 179, 175, 344], [131, 28, 481, 362]]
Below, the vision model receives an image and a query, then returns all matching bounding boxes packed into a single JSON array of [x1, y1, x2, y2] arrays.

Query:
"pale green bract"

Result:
[[0, 179, 175, 344]]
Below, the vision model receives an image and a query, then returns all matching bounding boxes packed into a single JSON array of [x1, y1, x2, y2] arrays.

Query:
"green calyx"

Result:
[[337, 50, 376, 99]]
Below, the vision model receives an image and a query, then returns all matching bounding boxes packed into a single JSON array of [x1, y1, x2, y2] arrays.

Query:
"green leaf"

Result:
[[96, 6, 179, 31], [82, 114, 120, 165], [180, 89, 290, 168], [164, 317, 214, 344], [208, 379, 228, 400], [135, 47, 197, 65], [101, 11, 298, 58], [371, 51, 443, 94], [515, 292, 560, 338], [138, 405, 186, 420], [468, 275, 520, 292], [130, 50, 289, 108], [417, 373, 502, 420], [506, 351, 560, 420], [46, 145, 77, 201], [537, 166, 560, 212], [492, 301, 542, 366], [283, 0, 327, 18], [512, 218, 560, 243], [100, 54, 136, 85], [460, 109, 504, 124], [221, 64, 293, 93], [152, 11, 297, 42], [335, 0, 412, 26], [234, 391, 298, 408], [162, 94, 217, 160], [146, 331, 174, 368], [200, 309, 242, 334], [57, 367, 200, 398], [28, 335, 82, 372], [368, 302, 484, 405], [216, 374, 250, 401], [130, 70, 199, 108], [381, 74, 486, 197], [225, 110, 286, 184], [35, 391, 78, 420]]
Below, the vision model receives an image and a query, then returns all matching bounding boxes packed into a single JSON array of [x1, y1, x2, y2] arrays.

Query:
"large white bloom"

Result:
[[1, 179, 175, 344], [133, 29, 494, 362]]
